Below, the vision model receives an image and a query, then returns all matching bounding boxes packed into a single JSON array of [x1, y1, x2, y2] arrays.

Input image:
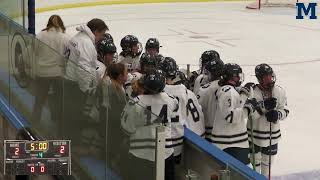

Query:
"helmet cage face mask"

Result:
[[259, 73, 276, 89], [199, 57, 210, 72], [133, 42, 143, 57], [231, 72, 244, 87], [199, 58, 203, 71], [146, 48, 159, 56], [238, 72, 244, 86]]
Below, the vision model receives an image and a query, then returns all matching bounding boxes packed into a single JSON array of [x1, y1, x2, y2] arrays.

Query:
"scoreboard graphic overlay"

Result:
[[4, 140, 71, 175]]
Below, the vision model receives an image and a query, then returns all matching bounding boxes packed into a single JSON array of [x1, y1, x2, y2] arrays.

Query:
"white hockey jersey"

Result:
[[164, 84, 205, 156], [197, 80, 220, 139], [211, 85, 249, 150], [247, 85, 289, 147], [121, 92, 179, 161], [118, 54, 140, 72], [193, 74, 210, 95]]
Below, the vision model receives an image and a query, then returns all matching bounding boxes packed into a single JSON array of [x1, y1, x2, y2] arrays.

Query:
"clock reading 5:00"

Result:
[[26, 142, 48, 151]]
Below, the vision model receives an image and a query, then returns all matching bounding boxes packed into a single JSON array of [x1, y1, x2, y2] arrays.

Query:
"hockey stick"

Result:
[[261, 88, 273, 179], [269, 121, 272, 180], [269, 88, 274, 180], [249, 114, 256, 171], [264, 90, 273, 180], [248, 86, 256, 171]]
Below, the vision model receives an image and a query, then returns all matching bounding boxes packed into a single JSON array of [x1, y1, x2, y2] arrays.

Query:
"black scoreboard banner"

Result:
[[4, 140, 71, 175]]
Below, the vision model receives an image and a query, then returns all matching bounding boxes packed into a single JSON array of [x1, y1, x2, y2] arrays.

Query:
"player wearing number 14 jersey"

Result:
[[159, 57, 205, 160], [121, 69, 178, 180]]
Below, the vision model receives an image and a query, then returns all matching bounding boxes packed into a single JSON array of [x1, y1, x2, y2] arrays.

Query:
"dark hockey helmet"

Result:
[[120, 35, 138, 50], [103, 33, 114, 43], [141, 69, 166, 94], [120, 35, 142, 57], [199, 50, 221, 72], [140, 53, 158, 74], [222, 63, 244, 87], [145, 38, 161, 51], [159, 57, 178, 79], [97, 38, 117, 55], [255, 63, 276, 89], [204, 58, 225, 81]]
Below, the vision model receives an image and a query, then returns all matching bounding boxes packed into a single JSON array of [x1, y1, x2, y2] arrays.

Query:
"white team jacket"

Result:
[[211, 85, 249, 150], [65, 25, 99, 92], [121, 92, 179, 161], [36, 28, 70, 77], [247, 85, 289, 147]]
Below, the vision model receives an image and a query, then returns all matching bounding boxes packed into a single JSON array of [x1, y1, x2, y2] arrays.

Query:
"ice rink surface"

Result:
[[36, 2, 320, 177]]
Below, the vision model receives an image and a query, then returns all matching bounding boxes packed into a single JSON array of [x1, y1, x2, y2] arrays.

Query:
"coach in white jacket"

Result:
[[65, 18, 108, 93], [63, 19, 108, 143]]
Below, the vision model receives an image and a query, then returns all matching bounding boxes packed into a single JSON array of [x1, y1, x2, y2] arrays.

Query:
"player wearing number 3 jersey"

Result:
[[211, 63, 254, 165]]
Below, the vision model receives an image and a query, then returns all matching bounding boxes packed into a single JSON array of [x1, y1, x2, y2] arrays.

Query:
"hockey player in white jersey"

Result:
[[118, 35, 142, 72], [96, 35, 117, 79], [193, 50, 221, 94], [211, 63, 259, 165], [247, 64, 289, 177], [160, 57, 205, 162], [197, 58, 224, 140], [121, 69, 178, 180], [145, 38, 162, 56], [124, 53, 158, 98]]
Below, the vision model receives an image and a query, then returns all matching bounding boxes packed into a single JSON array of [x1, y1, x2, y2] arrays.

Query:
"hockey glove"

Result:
[[240, 82, 255, 96], [265, 110, 279, 123], [244, 98, 262, 116], [263, 97, 277, 111]]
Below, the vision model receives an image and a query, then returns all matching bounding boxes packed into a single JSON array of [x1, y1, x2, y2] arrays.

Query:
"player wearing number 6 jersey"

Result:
[[121, 69, 179, 180], [160, 57, 205, 161], [211, 63, 255, 165]]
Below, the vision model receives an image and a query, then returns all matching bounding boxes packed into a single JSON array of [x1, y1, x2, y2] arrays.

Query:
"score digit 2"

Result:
[[14, 147, 19, 156], [59, 145, 65, 154]]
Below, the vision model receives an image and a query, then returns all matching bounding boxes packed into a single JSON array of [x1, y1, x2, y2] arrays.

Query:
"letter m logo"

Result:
[[296, 3, 317, 19]]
